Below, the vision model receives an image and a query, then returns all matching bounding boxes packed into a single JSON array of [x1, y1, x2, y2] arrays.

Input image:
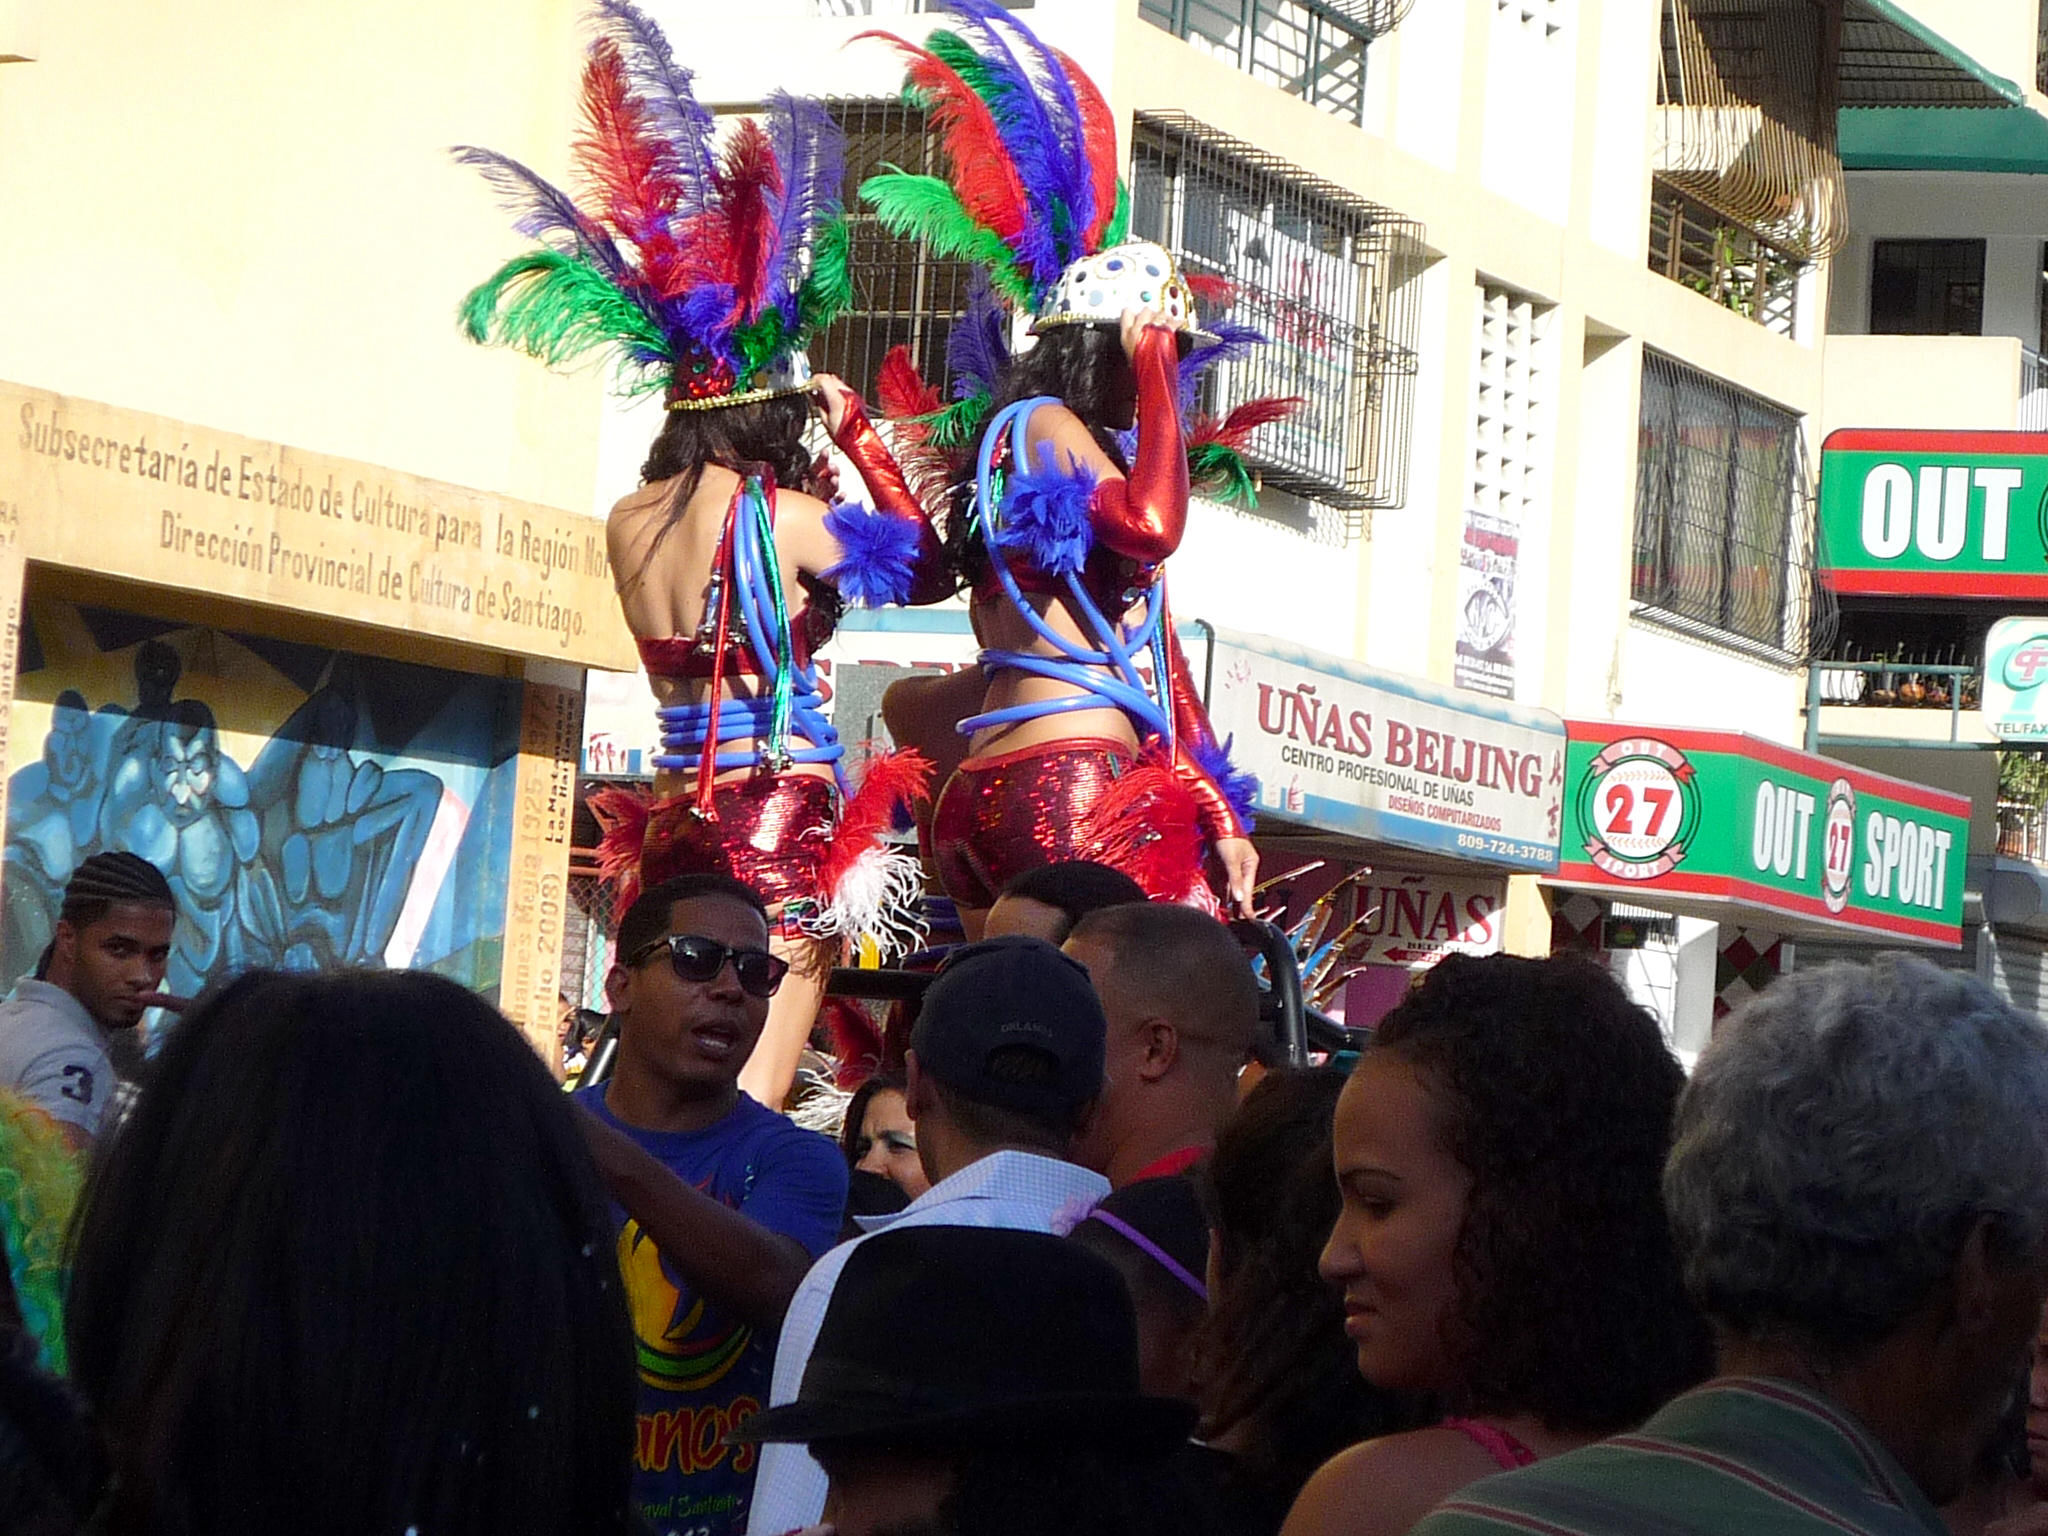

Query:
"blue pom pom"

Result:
[[992, 443, 1095, 576], [822, 503, 921, 608], [1192, 734, 1260, 833]]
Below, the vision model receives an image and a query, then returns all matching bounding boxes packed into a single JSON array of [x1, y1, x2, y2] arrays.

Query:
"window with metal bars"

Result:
[[806, 99, 981, 408], [1138, 0, 1379, 125], [1129, 111, 1421, 526], [1631, 353, 1834, 660]]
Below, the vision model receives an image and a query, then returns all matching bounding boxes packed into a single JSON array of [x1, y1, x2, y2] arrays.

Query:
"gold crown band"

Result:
[[665, 382, 811, 413]]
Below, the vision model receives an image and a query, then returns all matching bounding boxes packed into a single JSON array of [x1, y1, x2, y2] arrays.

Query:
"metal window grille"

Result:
[[1868, 237, 1985, 336], [1131, 111, 1422, 530], [1137, 0, 1393, 125], [809, 0, 1032, 13], [1631, 352, 1835, 660], [1647, 180, 1804, 336], [808, 99, 982, 411], [1654, 0, 1847, 262]]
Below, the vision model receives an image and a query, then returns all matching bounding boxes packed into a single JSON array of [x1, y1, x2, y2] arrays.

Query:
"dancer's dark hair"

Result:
[[65, 969, 636, 1536]]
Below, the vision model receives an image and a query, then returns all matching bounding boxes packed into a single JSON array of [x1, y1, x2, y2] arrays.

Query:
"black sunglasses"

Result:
[[631, 934, 789, 999]]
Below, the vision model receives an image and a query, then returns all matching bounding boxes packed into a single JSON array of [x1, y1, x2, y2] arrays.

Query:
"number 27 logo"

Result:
[[1580, 739, 1700, 881]]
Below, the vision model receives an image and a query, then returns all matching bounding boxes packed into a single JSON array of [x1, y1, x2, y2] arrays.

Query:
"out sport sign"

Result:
[[1818, 429, 2048, 598], [1557, 722, 1968, 946]]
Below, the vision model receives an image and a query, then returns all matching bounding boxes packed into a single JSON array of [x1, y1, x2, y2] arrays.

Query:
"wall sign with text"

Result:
[[1818, 428, 2048, 598], [1557, 721, 1967, 946]]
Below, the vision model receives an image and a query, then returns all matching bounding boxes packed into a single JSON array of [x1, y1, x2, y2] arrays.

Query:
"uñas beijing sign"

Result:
[[1199, 626, 1565, 872], [1558, 721, 1967, 945], [1818, 428, 2048, 598]]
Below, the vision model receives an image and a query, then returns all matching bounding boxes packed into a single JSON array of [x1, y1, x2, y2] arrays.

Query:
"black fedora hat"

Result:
[[730, 1226, 1195, 1454]]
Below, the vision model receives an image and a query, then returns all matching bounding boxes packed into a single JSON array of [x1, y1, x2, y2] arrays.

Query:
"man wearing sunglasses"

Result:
[[576, 873, 849, 1536]]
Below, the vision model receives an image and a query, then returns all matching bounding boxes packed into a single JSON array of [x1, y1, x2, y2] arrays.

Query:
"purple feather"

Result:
[[940, 2, 1070, 285], [950, 0, 1092, 258], [669, 282, 739, 362], [992, 442, 1095, 575], [1178, 317, 1270, 412], [764, 92, 846, 326], [945, 275, 1011, 400], [590, 0, 719, 218], [823, 504, 921, 608], [1192, 734, 1260, 832], [452, 146, 627, 279]]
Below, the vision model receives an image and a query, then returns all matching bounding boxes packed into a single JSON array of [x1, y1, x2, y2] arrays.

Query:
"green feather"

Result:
[[1189, 442, 1259, 508], [1102, 179, 1131, 248], [923, 391, 992, 450], [798, 215, 854, 337], [926, 30, 1002, 108], [730, 311, 790, 388], [460, 250, 672, 391], [861, 172, 1036, 308]]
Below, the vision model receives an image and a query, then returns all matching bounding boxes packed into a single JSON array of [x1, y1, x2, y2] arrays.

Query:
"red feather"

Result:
[[1078, 750, 1215, 908], [821, 997, 888, 1087], [576, 42, 684, 280], [877, 345, 943, 420], [716, 117, 782, 322], [1188, 395, 1304, 451], [858, 32, 1028, 244], [1184, 272, 1237, 309], [818, 747, 934, 899], [587, 784, 655, 922], [1054, 47, 1120, 251]]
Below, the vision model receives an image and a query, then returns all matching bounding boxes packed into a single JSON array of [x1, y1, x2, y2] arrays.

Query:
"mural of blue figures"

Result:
[[3, 599, 524, 999]]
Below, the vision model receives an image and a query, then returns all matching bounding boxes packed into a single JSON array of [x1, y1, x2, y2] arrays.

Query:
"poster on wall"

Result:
[[3, 597, 525, 996], [1453, 511, 1518, 699]]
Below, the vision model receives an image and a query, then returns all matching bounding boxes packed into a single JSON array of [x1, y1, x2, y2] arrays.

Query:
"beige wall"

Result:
[[1820, 335, 2029, 435]]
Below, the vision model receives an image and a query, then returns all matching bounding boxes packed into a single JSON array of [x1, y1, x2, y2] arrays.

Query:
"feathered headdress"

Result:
[[455, 0, 853, 410]]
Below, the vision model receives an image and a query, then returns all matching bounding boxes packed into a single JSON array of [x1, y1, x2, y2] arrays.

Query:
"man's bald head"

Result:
[[1064, 903, 1259, 1182]]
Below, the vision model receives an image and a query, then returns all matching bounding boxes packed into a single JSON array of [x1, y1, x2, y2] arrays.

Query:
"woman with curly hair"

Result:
[[1281, 954, 1711, 1536]]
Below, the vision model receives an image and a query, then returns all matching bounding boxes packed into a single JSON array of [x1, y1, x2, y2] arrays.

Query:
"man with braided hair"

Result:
[[0, 852, 174, 1149]]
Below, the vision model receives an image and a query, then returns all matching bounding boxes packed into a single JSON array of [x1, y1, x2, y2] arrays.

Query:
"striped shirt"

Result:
[[1411, 1378, 1946, 1536]]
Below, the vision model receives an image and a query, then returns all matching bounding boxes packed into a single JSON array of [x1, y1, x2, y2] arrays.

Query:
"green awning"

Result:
[[1841, 105, 2048, 172], [1839, 0, 2025, 107]]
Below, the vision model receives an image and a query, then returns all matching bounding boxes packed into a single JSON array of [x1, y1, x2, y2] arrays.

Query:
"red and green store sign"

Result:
[[1818, 428, 2048, 598], [1557, 722, 1968, 946]]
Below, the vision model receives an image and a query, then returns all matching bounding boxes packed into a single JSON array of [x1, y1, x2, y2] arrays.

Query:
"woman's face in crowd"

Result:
[[1319, 1052, 1473, 1396], [856, 1088, 931, 1199]]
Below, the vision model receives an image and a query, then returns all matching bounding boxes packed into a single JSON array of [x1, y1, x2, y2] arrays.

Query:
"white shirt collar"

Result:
[[851, 1148, 1109, 1234]]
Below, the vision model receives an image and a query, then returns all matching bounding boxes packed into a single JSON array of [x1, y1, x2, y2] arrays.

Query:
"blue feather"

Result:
[[945, 275, 1011, 400], [590, 0, 719, 217], [1192, 734, 1260, 832], [992, 442, 1095, 575], [941, 2, 1070, 285], [1178, 317, 1270, 412], [670, 283, 739, 362], [764, 92, 846, 327], [823, 504, 922, 608], [452, 147, 627, 280], [948, 0, 1091, 261]]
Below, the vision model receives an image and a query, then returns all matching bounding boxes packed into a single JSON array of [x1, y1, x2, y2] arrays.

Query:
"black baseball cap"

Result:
[[909, 936, 1107, 1118], [729, 1226, 1195, 1453]]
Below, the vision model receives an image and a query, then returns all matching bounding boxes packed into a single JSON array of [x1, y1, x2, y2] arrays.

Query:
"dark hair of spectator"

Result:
[[1196, 1069, 1427, 1502], [0, 1330, 104, 1536], [64, 969, 636, 1536], [996, 862, 1147, 943], [617, 872, 771, 965], [1369, 952, 1713, 1432], [926, 1047, 1092, 1152], [840, 1072, 909, 1166], [58, 852, 174, 929], [814, 1442, 1224, 1536]]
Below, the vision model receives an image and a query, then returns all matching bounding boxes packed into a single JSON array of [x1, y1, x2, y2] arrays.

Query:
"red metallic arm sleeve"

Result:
[[831, 396, 953, 605], [1163, 616, 1249, 841], [1089, 326, 1188, 566]]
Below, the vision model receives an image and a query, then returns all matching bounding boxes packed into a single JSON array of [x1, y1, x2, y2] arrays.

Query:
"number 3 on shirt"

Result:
[[59, 1063, 95, 1104]]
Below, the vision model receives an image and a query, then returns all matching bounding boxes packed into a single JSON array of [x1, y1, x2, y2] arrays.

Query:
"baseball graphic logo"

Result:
[[1822, 779, 1856, 914], [1579, 737, 1699, 881]]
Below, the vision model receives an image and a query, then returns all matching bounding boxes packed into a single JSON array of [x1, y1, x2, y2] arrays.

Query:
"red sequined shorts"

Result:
[[642, 773, 837, 933], [929, 737, 1207, 910]]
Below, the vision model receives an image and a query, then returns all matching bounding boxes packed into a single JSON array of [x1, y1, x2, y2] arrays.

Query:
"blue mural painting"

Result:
[[2, 600, 524, 998]]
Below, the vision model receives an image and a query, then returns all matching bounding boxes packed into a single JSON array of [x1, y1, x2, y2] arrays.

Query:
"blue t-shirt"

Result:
[[578, 1087, 848, 1536]]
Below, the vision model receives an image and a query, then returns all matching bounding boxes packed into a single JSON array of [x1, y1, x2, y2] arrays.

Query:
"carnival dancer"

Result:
[[860, 1, 1267, 933], [458, 0, 948, 1103]]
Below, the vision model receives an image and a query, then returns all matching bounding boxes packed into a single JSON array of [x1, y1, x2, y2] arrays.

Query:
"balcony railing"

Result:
[[2024, 343, 2048, 433], [1139, 0, 1382, 126], [2001, 801, 2048, 862], [1802, 659, 1981, 751], [1647, 179, 1806, 338]]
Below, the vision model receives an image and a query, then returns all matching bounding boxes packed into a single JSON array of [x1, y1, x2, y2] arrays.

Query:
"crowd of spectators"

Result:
[[6, 855, 2048, 1536]]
